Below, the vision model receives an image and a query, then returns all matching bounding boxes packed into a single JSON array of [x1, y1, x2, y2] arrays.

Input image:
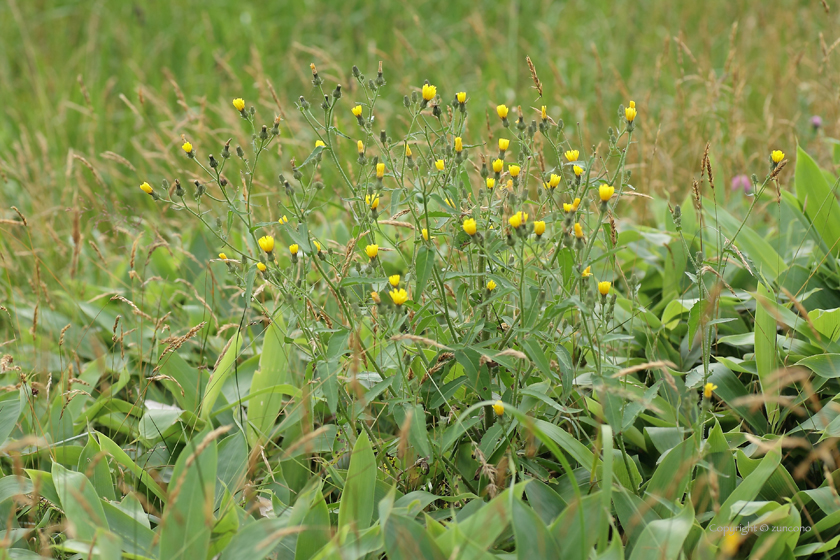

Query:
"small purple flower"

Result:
[[731, 174, 751, 193], [811, 115, 823, 130]]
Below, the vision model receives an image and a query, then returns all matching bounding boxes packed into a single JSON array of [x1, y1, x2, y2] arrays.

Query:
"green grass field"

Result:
[[2, 1, 840, 559]]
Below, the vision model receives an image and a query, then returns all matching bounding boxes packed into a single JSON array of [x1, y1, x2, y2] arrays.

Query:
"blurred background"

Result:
[[0, 0, 838, 271]]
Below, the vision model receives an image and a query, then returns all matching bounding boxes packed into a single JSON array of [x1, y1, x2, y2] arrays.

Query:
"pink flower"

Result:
[[731, 174, 750, 193]]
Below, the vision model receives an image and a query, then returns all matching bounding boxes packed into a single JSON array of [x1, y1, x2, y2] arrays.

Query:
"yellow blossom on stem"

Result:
[[599, 184, 615, 202], [279, 215, 289, 224], [582, 266, 592, 277], [376, 163, 385, 179], [563, 203, 574, 213], [463, 218, 477, 236], [704, 382, 718, 398], [454, 137, 463, 153], [445, 198, 454, 208], [389, 288, 409, 306], [534, 221, 546, 236], [313, 241, 321, 253], [258, 235, 275, 253], [496, 104, 509, 119], [218, 253, 227, 260], [509, 165, 521, 177], [232, 98, 246, 111], [405, 144, 412, 157], [365, 244, 379, 259], [565, 149, 579, 162], [422, 228, 429, 241], [549, 173, 561, 188], [289, 244, 299, 255], [487, 280, 497, 291], [371, 291, 381, 304], [140, 182, 153, 194], [486, 178, 496, 189], [422, 84, 437, 101], [541, 105, 547, 120], [389, 274, 400, 287], [435, 159, 445, 171], [315, 140, 326, 148], [771, 150, 785, 164], [498, 138, 510, 152], [492, 158, 504, 173], [573, 165, 583, 177], [351, 105, 363, 117], [257, 262, 267, 272], [366, 194, 380, 210], [574, 223, 584, 239], [357, 140, 365, 154], [182, 141, 193, 154], [508, 211, 528, 229], [572, 197, 581, 211], [492, 400, 505, 416], [456, 91, 467, 103], [721, 533, 740, 556], [598, 281, 611, 296], [625, 101, 637, 122]]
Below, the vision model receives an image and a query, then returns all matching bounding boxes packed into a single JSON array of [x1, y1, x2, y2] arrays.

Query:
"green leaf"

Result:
[[0, 387, 23, 447], [77, 433, 116, 501], [512, 497, 561, 560], [97, 433, 166, 502], [157, 351, 205, 413], [646, 436, 696, 518], [51, 462, 109, 542], [796, 353, 840, 378], [384, 514, 447, 560], [415, 246, 434, 301], [627, 503, 694, 560], [248, 318, 290, 445], [708, 449, 782, 529], [795, 145, 840, 257], [550, 493, 602, 560], [755, 284, 780, 424], [294, 491, 331, 560], [201, 331, 244, 420], [337, 431, 376, 531], [218, 517, 295, 560], [158, 430, 218, 560]]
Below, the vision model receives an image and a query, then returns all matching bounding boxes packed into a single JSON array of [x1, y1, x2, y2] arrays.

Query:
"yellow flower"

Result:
[[534, 221, 546, 236], [315, 140, 326, 148], [492, 158, 504, 173], [625, 102, 637, 122], [445, 198, 454, 208], [509, 165, 521, 177], [573, 165, 583, 177], [435, 159, 445, 171], [456, 91, 467, 103], [421, 228, 429, 241], [572, 197, 581, 211], [258, 235, 275, 253], [278, 215, 289, 224], [599, 184, 615, 202], [139, 182, 153, 194], [218, 253, 227, 260], [257, 262, 267, 272], [541, 105, 547, 120], [365, 244, 379, 259], [498, 138, 510, 151], [720, 532, 740, 556], [376, 162, 386, 179], [366, 194, 380, 210], [405, 144, 412, 157], [487, 280, 497, 291], [357, 140, 365, 154], [182, 141, 193, 154], [574, 223, 584, 239], [454, 137, 463, 153], [506, 179, 513, 190], [492, 400, 505, 416], [313, 241, 321, 252], [582, 266, 592, 277], [289, 244, 299, 255], [486, 178, 496, 189], [565, 149, 579, 162], [389, 288, 409, 306], [563, 203, 574, 213], [389, 274, 401, 287], [598, 281, 611, 296], [232, 98, 246, 111], [496, 104, 509, 119], [549, 173, 561, 188], [371, 291, 381, 304], [352, 105, 363, 117], [422, 84, 437, 101], [771, 150, 785, 163], [508, 211, 528, 229], [463, 218, 477, 236], [704, 382, 718, 398]]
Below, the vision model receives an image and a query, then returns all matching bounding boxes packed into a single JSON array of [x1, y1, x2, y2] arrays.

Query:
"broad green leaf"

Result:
[[550, 493, 602, 560], [415, 246, 434, 300], [248, 318, 290, 445], [97, 432, 166, 502], [796, 353, 840, 379], [201, 331, 244, 420], [627, 503, 693, 560], [218, 517, 296, 560], [512, 497, 561, 560], [294, 492, 331, 560], [795, 145, 840, 257], [0, 388, 23, 447], [755, 283, 780, 425], [77, 433, 116, 501], [338, 431, 376, 531], [157, 351, 205, 413], [51, 462, 109, 542], [384, 514, 447, 560], [158, 430, 218, 560], [709, 449, 782, 529], [646, 436, 696, 518]]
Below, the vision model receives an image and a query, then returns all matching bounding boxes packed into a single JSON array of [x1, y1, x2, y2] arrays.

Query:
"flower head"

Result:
[[422, 84, 437, 101], [258, 235, 275, 253], [487, 280, 497, 291], [563, 203, 574, 213], [421, 228, 429, 241], [599, 184, 615, 202], [492, 400, 505, 416], [496, 104, 509, 119], [389, 274, 400, 287], [366, 193, 380, 210], [376, 162, 386, 179], [549, 173, 561, 188], [598, 281, 611, 296], [140, 181, 153, 194], [435, 159, 445, 171], [389, 288, 409, 306], [721, 532, 740, 556], [574, 223, 584, 239], [232, 98, 246, 111], [405, 144, 412, 157], [582, 266, 592, 277], [463, 218, 477, 236], [456, 91, 467, 103], [498, 138, 510, 152], [257, 262, 267, 272], [771, 150, 785, 164], [565, 149, 579, 162], [625, 106, 637, 123], [704, 382, 718, 398], [365, 244, 379, 259], [454, 137, 463, 153], [313, 241, 321, 253], [289, 244, 299, 255], [492, 158, 504, 173], [182, 141, 193, 154], [371, 291, 381, 304], [351, 105, 363, 117], [357, 140, 365, 154], [218, 253, 227, 260], [486, 178, 496, 189], [573, 165, 583, 177], [315, 140, 326, 148], [444, 198, 454, 208], [508, 211, 528, 229], [572, 197, 581, 211], [534, 220, 546, 236], [541, 105, 547, 120], [509, 164, 521, 177], [279, 215, 289, 224]]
